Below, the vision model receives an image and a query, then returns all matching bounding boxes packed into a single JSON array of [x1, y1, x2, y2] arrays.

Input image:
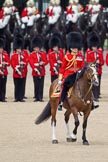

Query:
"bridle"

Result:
[[77, 65, 97, 105]]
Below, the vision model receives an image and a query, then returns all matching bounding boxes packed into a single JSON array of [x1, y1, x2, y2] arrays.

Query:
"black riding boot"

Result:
[[57, 86, 68, 111], [91, 102, 99, 110], [58, 73, 77, 111]]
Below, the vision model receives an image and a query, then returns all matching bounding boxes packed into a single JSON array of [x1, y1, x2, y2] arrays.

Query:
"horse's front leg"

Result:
[[64, 109, 72, 142], [82, 111, 91, 145], [71, 109, 80, 142]]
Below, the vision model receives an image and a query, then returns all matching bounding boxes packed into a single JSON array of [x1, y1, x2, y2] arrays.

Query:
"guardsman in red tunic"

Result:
[[29, 35, 48, 102], [11, 35, 28, 102], [86, 31, 104, 101], [48, 34, 64, 83], [57, 32, 85, 110], [106, 52, 108, 66], [0, 36, 10, 102]]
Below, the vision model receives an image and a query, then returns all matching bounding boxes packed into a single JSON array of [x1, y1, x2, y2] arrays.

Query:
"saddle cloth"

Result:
[[51, 83, 73, 98]]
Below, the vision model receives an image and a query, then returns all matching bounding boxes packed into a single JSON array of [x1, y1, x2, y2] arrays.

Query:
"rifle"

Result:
[[49, 50, 62, 74], [37, 51, 43, 79], [0, 53, 5, 78], [95, 51, 100, 68], [18, 52, 24, 78]]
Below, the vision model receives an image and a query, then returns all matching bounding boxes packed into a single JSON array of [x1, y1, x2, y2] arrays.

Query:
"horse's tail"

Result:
[[35, 101, 51, 125]]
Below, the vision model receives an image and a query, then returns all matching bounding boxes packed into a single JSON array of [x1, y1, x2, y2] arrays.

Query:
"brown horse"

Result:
[[35, 63, 99, 145]]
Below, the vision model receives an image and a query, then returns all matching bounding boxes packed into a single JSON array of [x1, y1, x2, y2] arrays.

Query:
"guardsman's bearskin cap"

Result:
[[67, 32, 83, 50], [13, 34, 24, 50], [49, 33, 62, 49], [31, 34, 43, 49], [87, 31, 101, 48]]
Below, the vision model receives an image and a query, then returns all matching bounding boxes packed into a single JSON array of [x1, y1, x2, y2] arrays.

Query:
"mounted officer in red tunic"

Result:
[[57, 32, 85, 110]]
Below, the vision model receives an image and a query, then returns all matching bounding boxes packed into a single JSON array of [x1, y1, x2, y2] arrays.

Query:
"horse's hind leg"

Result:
[[64, 110, 72, 142], [51, 100, 58, 144]]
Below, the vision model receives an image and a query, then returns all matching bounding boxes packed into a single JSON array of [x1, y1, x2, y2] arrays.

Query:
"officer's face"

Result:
[[33, 47, 40, 52], [92, 46, 97, 52], [16, 49, 22, 54], [0, 48, 3, 54], [53, 46, 59, 52], [70, 48, 78, 54]]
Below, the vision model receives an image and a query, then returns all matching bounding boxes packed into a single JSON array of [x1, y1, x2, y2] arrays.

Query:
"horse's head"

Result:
[[85, 63, 99, 86]]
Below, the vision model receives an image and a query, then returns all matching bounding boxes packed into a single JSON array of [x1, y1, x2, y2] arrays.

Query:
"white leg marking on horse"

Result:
[[52, 121, 57, 140], [71, 133, 77, 139], [66, 122, 70, 138]]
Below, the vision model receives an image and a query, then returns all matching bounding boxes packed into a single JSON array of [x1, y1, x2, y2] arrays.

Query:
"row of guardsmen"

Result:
[[0, 31, 107, 103], [0, 0, 103, 30]]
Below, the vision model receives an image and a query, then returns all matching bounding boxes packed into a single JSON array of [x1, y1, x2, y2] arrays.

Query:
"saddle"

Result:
[[51, 83, 73, 98]]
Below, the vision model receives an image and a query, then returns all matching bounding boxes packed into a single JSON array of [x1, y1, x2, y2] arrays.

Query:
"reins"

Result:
[[76, 69, 93, 105]]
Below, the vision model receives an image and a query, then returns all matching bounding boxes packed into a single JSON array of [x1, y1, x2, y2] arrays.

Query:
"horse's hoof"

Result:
[[66, 138, 72, 142], [83, 140, 89, 145], [72, 138, 77, 142], [52, 140, 58, 144]]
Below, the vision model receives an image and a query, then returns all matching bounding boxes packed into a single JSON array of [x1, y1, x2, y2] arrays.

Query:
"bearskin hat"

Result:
[[66, 32, 83, 50], [0, 35, 6, 48], [13, 34, 24, 50], [87, 31, 101, 48], [49, 34, 62, 49], [31, 34, 43, 49]]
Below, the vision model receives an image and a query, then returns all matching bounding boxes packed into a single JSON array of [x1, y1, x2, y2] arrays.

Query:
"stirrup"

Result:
[[57, 104, 62, 111], [92, 104, 99, 110]]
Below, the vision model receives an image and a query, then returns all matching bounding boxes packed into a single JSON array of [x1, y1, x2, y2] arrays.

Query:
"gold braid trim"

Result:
[[65, 55, 76, 70]]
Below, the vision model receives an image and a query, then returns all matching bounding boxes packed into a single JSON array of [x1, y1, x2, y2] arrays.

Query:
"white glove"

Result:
[[39, 61, 44, 65], [0, 69, 4, 75], [58, 80, 62, 86], [53, 67, 58, 75], [78, 70, 81, 73], [57, 60, 62, 64], [34, 63, 39, 66], [15, 65, 20, 69], [15, 65, 21, 75], [54, 63, 57, 66]]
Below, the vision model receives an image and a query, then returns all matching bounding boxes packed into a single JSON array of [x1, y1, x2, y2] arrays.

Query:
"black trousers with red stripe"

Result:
[[13, 77, 25, 101], [0, 76, 7, 101], [60, 73, 77, 102], [33, 76, 45, 100]]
